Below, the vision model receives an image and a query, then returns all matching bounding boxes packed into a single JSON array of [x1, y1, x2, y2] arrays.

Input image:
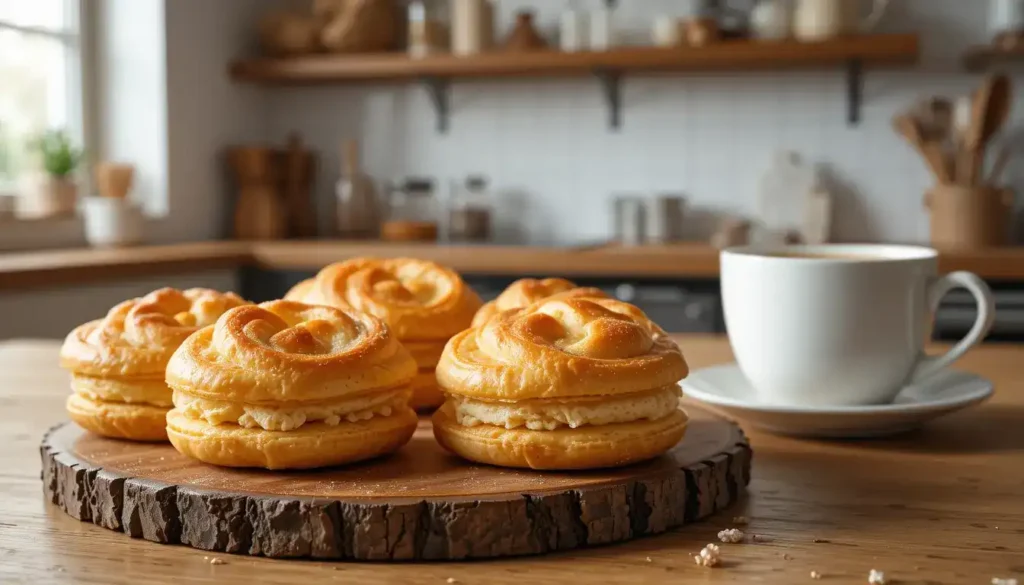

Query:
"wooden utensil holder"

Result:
[[924, 184, 1013, 249], [228, 147, 287, 241]]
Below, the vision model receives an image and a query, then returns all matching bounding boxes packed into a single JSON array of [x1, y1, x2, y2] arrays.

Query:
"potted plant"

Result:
[[17, 129, 83, 219]]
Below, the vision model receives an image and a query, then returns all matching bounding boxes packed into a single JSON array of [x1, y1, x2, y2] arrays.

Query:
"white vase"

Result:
[[82, 197, 144, 247], [589, 7, 616, 51], [560, 5, 588, 51]]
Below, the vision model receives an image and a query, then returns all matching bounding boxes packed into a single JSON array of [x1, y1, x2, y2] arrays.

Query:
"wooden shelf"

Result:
[[229, 34, 919, 131], [231, 34, 918, 83], [963, 43, 1024, 72]]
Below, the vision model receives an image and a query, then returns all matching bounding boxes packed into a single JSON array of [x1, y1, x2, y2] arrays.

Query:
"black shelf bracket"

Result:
[[421, 76, 450, 133], [595, 70, 623, 131], [846, 59, 863, 126]]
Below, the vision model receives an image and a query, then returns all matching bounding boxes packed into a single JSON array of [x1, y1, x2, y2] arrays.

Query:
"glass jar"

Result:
[[408, 0, 448, 58], [382, 177, 439, 241], [447, 175, 492, 242]]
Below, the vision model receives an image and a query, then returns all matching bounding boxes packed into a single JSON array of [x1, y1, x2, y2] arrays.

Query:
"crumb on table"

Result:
[[868, 569, 886, 584], [718, 528, 745, 543], [810, 570, 822, 580], [694, 543, 721, 568]]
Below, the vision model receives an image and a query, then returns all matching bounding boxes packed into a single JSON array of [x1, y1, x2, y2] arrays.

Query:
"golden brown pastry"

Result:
[[165, 300, 419, 469], [433, 292, 689, 470], [285, 258, 482, 410], [471, 277, 608, 327], [59, 288, 249, 441]]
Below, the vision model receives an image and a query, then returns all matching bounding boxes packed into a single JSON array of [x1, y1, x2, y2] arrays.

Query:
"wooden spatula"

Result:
[[915, 97, 955, 183], [966, 74, 1012, 185], [893, 114, 952, 184]]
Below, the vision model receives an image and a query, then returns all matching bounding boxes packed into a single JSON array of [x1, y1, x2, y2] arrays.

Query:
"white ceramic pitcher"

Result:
[[793, 0, 888, 42]]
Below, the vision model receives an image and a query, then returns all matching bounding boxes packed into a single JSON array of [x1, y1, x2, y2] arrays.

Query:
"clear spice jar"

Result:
[[381, 177, 439, 241], [447, 175, 492, 242]]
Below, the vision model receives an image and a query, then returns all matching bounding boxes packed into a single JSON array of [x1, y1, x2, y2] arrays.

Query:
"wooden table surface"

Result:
[[5, 240, 1024, 292], [2, 335, 1022, 585]]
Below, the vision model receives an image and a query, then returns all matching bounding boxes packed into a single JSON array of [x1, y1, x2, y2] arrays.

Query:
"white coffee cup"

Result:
[[721, 244, 995, 406]]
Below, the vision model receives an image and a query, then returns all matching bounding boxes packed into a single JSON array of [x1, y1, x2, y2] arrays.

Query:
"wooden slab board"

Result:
[[41, 403, 751, 561]]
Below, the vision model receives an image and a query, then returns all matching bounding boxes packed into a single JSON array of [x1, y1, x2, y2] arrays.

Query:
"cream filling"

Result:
[[173, 388, 410, 431], [451, 385, 681, 431], [71, 374, 172, 407]]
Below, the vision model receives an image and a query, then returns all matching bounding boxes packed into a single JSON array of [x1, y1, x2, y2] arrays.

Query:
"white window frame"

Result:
[[0, 0, 96, 248]]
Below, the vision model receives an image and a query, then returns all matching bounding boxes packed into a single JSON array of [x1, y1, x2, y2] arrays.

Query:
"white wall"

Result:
[[157, 0, 274, 241], [267, 0, 1023, 244]]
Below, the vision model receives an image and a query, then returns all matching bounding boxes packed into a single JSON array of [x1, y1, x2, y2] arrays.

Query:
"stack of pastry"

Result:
[[471, 277, 607, 327], [434, 292, 689, 470], [165, 300, 419, 469], [59, 288, 249, 441], [285, 258, 482, 410]]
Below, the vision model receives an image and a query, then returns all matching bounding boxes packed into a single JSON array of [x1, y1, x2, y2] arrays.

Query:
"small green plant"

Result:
[[30, 129, 83, 179]]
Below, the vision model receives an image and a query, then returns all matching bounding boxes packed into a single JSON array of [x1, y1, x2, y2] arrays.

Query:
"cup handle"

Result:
[[908, 271, 995, 383]]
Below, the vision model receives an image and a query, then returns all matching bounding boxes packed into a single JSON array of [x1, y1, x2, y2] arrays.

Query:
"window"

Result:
[[0, 0, 87, 197]]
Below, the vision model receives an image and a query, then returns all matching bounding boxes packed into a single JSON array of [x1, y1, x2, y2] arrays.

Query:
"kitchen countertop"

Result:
[[4, 240, 1024, 292], [2, 335, 1022, 584]]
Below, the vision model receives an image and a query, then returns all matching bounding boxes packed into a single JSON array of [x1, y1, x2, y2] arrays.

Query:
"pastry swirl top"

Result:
[[60, 288, 249, 378], [471, 278, 607, 327], [284, 258, 482, 341], [166, 300, 417, 403], [437, 294, 688, 400]]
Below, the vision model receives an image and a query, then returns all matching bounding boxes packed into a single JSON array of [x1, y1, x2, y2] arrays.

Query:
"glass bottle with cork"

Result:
[[334, 139, 380, 239]]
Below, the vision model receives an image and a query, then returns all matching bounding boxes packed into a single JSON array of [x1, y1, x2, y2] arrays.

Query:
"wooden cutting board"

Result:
[[41, 403, 750, 562]]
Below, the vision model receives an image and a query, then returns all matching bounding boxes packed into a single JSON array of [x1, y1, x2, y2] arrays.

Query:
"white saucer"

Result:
[[682, 364, 994, 439]]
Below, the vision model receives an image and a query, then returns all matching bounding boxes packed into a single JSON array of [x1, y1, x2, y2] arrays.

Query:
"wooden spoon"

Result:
[[953, 96, 972, 184], [966, 74, 1012, 185], [915, 97, 955, 183], [893, 114, 952, 184]]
